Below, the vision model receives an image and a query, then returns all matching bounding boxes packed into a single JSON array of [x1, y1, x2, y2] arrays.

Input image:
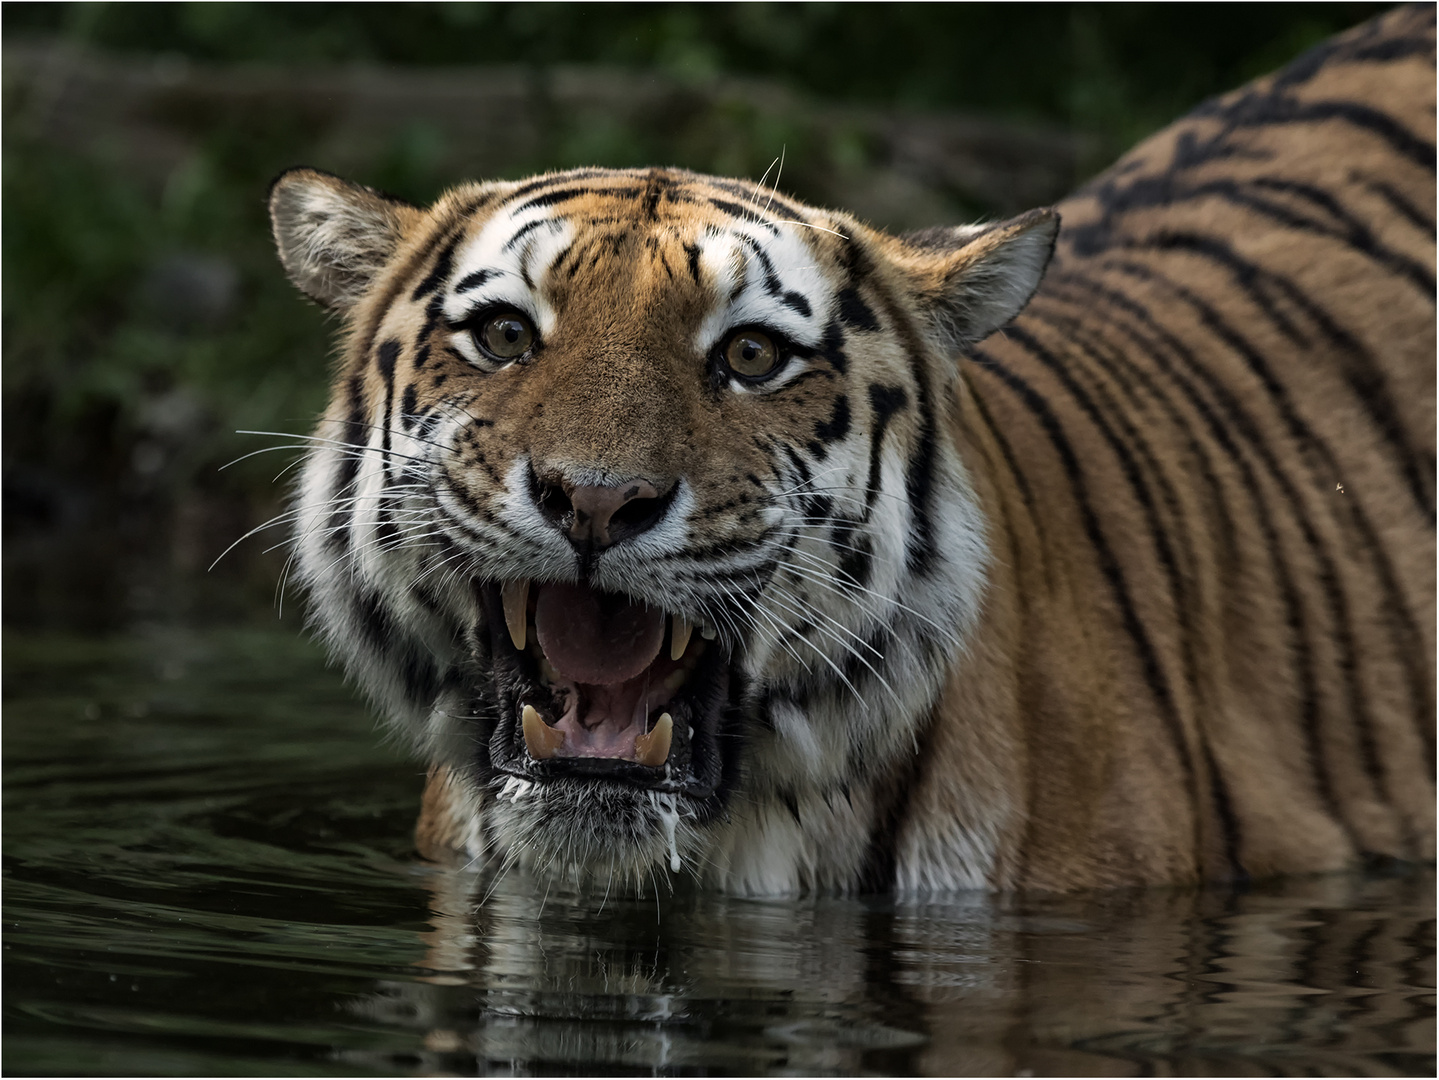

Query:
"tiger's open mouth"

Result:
[[477, 580, 731, 798]]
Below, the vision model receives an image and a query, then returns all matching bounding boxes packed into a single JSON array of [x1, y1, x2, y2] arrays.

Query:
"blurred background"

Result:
[[3, 2, 1388, 634]]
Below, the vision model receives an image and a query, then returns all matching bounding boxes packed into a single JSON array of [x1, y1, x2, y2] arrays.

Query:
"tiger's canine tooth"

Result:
[[501, 579, 529, 650], [634, 712, 673, 767], [521, 703, 564, 759], [670, 617, 694, 661]]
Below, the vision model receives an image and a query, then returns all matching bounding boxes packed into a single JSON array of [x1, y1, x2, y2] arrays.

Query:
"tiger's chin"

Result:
[[463, 579, 737, 881], [483, 779, 698, 885]]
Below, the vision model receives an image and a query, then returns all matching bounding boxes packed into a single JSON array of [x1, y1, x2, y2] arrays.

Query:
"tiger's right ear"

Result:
[[268, 168, 421, 312]]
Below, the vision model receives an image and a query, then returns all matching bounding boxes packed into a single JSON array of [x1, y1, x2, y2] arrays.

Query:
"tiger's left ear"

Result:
[[269, 167, 421, 312], [885, 208, 1060, 353]]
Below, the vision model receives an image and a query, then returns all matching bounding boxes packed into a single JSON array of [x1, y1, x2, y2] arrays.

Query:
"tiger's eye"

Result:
[[479, 312, 535, 361], [723, 329, 780, 378]]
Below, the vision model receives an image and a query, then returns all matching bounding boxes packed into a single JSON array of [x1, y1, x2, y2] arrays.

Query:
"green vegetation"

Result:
[[5, 3, 1386, 147]]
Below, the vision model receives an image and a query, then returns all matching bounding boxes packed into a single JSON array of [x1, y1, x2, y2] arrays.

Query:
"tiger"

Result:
[[267, 5, 1434, 894]]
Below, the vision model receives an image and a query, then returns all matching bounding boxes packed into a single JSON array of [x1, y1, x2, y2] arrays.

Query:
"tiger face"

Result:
[[270, 167, 1056, 890]]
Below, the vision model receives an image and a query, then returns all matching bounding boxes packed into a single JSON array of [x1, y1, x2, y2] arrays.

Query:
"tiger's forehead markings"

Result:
[[441, 202, 577, 335], [694, 218, 833, 352], [436, 172, 834, 347]]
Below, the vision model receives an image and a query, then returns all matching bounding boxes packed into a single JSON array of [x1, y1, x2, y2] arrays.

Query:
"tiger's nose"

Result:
[[534, 473, 676, 550]]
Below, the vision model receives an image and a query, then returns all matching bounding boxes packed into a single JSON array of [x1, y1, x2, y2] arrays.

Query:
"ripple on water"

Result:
[[4, 628, 1434, 1076]]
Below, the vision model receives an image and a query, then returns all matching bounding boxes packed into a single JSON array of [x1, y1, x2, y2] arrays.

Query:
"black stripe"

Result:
[[813, 394, 851, 445], [1080, 174, 1437, 297], [962, 376, 1056, 619], [708, 196, 776, 227], [1088, 261, 1417, 821], [1265, 8, 1433, 92], [1203, 741, 1249, 886], [500, 169, 610, 204], [1113, 231, 1433, 523], [1199, 92, 1437, 174], [782, 291, 811, 317], [641, 170, 667, 221], [1033, 284, 1232, 583], [409, 292, 447, 377], [400, 384, 418, 430], [375, 337, 402, 546], [513, 184, 642, 214], [375, 338, 399, 385], [454, 269, 496, 293], [560, 236, 601, 282], [502, 218, 545, 253], [899, 366, 940, 577], [833, 521, 872, 590], [817, 318, 848, 375], [965, 379, 1038, 516], [328, 373, 368, 551], [837, 286, 880, 331], [409, 235, 461, 303], [857, 702, 935, 892], [708, 177, 810, 222], [353, 590, 439, 707], [1358, 175, 1435, 236], [864, 384, 907, 518], [1003, 324, 1200, 673], [1247, 176, 1434, 294], [355, 203, 484, 369], [1145, 263, 1423, 804], [1024, 279, 1356, 847], [968, 352, 1208, 864], [735, 235, 814, 318]]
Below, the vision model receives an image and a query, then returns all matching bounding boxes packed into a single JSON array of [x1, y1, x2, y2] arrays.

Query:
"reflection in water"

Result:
[[346, 864, 1433, 1076], [4, 628, 1433, 1075]]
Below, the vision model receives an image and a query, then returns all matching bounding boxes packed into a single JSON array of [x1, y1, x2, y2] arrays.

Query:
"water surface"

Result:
[[4, 627, 1433, 1075]]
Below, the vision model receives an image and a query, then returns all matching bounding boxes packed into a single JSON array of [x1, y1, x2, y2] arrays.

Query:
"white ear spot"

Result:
[[900, 208, 1060, 352]]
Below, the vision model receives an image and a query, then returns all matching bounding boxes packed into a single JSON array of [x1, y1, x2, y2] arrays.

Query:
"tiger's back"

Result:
[[926, 4, 1435, 889]]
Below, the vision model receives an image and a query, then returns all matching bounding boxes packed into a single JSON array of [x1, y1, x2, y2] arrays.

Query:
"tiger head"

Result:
[[270, 167, 1056, 891]]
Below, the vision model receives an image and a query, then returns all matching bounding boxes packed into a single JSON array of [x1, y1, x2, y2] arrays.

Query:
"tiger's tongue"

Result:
[[534, 583, 665, 686]]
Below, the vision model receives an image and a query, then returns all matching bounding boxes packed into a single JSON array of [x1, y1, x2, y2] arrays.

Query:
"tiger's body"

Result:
[[269, 7, 1434, 894]]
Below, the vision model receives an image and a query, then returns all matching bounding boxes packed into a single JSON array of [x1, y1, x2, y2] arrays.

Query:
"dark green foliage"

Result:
[[5, 3, 1386, 139]]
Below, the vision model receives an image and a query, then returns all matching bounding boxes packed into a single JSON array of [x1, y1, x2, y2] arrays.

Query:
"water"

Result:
[[4, 626, 1433, 1076]]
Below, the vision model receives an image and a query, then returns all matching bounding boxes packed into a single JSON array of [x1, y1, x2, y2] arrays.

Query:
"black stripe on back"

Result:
[[1003, 323, 1201, 690], [1198, 93, 1436, 174], [1105, 260, 1421, 816], [1358, 175, 1436, 235], [1114, 230, 1433, 523], [1031, 275, 1359, 848], [968, 349, 1211, 869]]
